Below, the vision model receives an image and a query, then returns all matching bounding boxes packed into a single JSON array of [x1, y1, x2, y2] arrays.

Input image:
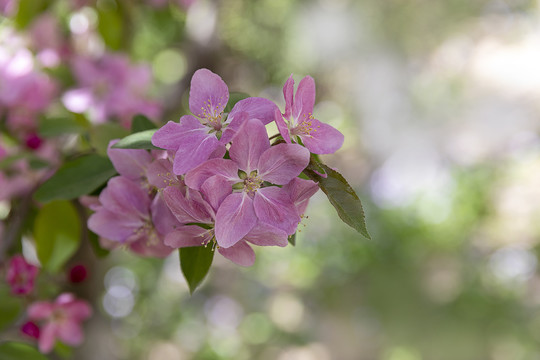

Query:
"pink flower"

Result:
[[27, 293, 92, 353], [275, 75, 344, 154], [62, 54, 161, 126], [185, 118, 310, 248], [162, 181, 288, 266], [0, 48, 57, 133], [151, 68, 278, 175], [6, 255, 39, 295], [87, 176, 177, 258]]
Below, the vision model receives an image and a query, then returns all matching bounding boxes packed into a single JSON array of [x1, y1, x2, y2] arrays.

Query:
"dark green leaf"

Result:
[[34, 154, 116, 203], [288, 233, 296, 246], [305, 162, 371, 240], [180, 246, 214, 294], [112, 130, 161, 150], [131, 115, 157, 133], [224, 92, 250, 113], [0, 286, 22, 332], [34, 201, 81, 273], [39, 117, 86, 138], [0, 342, 47, 360], [15, 0, 49, 29]]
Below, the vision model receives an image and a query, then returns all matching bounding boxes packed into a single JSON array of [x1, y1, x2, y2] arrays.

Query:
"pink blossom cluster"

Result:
[[4, 255, 92, 353], [62, 54, 162, 127], [0, 45, 57, 134], [88, 69, 344, 266]]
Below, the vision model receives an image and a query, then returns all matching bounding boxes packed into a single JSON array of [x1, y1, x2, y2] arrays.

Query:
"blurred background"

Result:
[[3, 0, 540, 359]]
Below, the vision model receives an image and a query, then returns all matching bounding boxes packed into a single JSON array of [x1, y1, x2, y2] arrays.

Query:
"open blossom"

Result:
[[6, 255, 39, 295], [275, 75, 344, 154], [162, 180, 288, 266], [27, 293, 92, 353], [151, 68, 278, 175], [62, 54, 161, 126], [185, 118, 310, 248], [88, 176, 177, 257]]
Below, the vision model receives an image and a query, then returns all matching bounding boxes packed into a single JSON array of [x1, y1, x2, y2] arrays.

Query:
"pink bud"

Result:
[[25, 133, 43, 150], [20, 321, 40, 339], [68, 264, 88, 283]]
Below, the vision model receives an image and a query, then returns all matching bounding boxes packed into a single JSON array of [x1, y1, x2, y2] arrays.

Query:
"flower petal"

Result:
[[282, 177, 319, 215], [189, 68, 229, 119], [172, 132, 220, 175], [163, 186, 212, 224], [146, 158, 179, 189], [184, 158, 239, 191], [258, 143, 310, 185], [99, 177, 150, 219], [253, 187, 300, 235], [129, 236, 173, 258], [283, 74, 294, 120], [229, 119, 270, 173], [27, 302, 54, 320], [107, 140, 152, 180], [215, 192, 257, 248], [62, 300, 92, 320], [200, 175, 232, 213], [275, 108, 291, 143], [151, 118, 194, 150], [88, 209, 142, 242], [245, 222, 288, 247], [57, 320, 83, 346], [218, 240, 255, 267], [164, 226, 210, 248], [38, 323, 58, 353], [300, 118, 344, 154], [292, 75, 316, 122], [151, 194, 181, 236], [228, 97, 280, 126]]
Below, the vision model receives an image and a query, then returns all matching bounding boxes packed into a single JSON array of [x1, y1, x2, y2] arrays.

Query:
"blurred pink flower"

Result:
[[63, 54, 161, 127], [27, 293, 92, 353], [6, 255, 39, 295], [0, 48, 57, 133], [0, 0, 17, 17]]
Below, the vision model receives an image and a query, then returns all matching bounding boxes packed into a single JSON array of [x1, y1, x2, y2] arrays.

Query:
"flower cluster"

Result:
[[88, 69, 343, 266], [4, 254, 92, 353]]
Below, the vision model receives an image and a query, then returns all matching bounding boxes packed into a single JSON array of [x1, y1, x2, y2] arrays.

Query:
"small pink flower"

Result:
[[6, 255, 39, 295], [27, 293, 92, 353], [275, 75, 344, 154]]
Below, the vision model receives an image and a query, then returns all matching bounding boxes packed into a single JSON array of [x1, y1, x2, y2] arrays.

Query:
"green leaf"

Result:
[[179, 246, 214, 294], [89, 123, 130, 155], [131, 115, 157, 133], [0, 286, 22, 332], [34, 201, 81, 273], [112, 129, 161, 150], [288, 232, 296, 246], [38, 117, 87, 138], [0, 154, 27, 170], [305, 162, 371, 240], [224, 92, 250, 113], [0, 342, 47, 360], [15, 0, 49, 29], [34, 154, 116, 203]]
